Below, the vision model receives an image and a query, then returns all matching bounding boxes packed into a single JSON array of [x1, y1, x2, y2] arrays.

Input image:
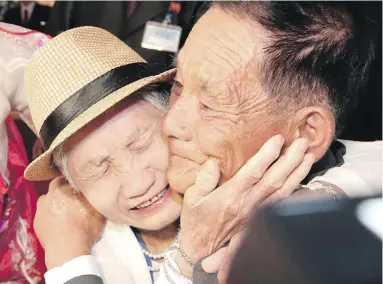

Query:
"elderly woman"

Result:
[[25, 27, 382, 284], [0, 23, 50, 283]]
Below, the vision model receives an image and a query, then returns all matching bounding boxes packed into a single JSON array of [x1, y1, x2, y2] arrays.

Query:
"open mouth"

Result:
[[131, 187, 169, 210]]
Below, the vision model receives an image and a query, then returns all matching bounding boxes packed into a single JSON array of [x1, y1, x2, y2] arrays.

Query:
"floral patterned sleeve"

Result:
[[0, 23, 50, 284]]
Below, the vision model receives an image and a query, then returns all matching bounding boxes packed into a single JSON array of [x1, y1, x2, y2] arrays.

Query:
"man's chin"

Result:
[[166, 164, 197, 194], [167, 169, 196, 194]]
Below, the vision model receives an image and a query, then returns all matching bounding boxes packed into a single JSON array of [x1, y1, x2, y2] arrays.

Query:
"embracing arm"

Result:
[[65, 275, 104, 284], [45, 256, 103, 284], [34, 178, 106, 284]]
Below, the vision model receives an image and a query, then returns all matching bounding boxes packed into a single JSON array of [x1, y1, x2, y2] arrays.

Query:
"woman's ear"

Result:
[[291, 106, 335, 161]]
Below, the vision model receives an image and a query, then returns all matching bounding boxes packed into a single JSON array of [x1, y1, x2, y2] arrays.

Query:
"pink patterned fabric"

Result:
[[0, 23, 50, 284], [0, 117, 46, 283], [0, 24, 50, 49]]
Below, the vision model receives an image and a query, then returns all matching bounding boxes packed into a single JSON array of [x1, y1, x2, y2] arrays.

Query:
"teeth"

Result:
[[135, 188, 168, 209], [157, 190, 165, 198]]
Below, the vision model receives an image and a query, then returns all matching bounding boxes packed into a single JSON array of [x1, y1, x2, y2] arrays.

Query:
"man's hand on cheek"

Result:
[[167, 155, 200, 194], [175, 135, 316, 278], [33, 177, 106, 270]]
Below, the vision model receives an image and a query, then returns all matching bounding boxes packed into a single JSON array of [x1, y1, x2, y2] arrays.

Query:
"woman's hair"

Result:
[[52, 87, 170, 190]]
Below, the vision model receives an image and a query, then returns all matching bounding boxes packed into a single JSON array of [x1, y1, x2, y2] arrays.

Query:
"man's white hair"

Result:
[[52, 89, 169, 190]]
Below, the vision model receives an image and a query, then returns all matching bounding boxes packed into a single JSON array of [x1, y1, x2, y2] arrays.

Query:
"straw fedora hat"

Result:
[[24, 26, 176, 181]]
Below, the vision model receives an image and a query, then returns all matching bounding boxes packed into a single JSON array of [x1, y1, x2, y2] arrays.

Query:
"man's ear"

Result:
[[291, 106, 335, 161]]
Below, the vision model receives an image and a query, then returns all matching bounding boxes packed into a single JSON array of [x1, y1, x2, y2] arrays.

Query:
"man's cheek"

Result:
[[217, 136, 251, 183], [195, 127, 225, 159]]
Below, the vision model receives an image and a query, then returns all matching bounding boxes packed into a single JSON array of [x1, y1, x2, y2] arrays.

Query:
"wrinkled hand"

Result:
[[34, 177, 106, 269], [176, 135, 315, 277]]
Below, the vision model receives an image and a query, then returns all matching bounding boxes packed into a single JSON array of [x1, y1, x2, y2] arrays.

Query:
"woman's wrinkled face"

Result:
[[65, 99, 183, 231]]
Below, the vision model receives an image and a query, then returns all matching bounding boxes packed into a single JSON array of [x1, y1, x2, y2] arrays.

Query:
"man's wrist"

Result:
[[174, 250, 194, 278]]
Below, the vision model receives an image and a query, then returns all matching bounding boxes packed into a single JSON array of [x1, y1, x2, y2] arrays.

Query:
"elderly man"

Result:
[[163, 1, 382, 281], [163, 1, 381, 281], [32, 2, 381, 284]]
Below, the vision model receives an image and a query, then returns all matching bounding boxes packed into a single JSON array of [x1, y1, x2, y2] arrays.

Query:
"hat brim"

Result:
[[25, 68, 176, 181]]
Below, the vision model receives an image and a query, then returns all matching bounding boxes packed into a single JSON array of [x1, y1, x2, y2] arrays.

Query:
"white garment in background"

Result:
[[312, 139, 382, 197]]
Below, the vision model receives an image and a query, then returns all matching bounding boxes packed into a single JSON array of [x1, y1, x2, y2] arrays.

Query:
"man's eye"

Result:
[[199, 101, 210, 111], [173, 79, 183, 89]]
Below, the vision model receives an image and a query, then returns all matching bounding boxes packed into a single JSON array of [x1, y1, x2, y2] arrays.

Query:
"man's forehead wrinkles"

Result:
[[208, 32, 246, 70], [179, 24, 256, 104], [188, 64, 229, 97]]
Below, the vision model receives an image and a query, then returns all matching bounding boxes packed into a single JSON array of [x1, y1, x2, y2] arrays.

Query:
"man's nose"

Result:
[[163, 96, 192, 141]]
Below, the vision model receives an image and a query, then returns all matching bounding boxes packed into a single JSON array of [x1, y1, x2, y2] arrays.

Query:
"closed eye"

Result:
[[199, 101, 210, 111], [129, 137, 152, 153], [171, 79, 183, 96], [129, 123, 159, 153], [173, 79, 183, 89], [80, 161, 110, 180]]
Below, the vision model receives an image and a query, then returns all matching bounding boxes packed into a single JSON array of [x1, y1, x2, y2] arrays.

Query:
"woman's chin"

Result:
[[132, 206, 181, 231], [115, 200, 182, 231]]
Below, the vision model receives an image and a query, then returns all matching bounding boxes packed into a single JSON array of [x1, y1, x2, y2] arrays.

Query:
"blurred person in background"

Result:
[[0, 1, 18, 22], [3, 1, 51, 34], [45, 1, 206, 74], [0, 22, 49, 284], [341, 2, 382, 141]]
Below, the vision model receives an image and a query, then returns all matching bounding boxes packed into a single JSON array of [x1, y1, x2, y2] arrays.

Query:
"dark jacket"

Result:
[[46, 1, 207, 74], [3, 3, 51, 33]]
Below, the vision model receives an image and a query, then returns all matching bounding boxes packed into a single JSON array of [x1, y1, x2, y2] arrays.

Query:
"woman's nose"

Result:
[[120, 169, 155, 199]]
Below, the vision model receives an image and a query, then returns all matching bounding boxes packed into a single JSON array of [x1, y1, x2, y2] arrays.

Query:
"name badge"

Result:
[[141, 21, 182, 53]]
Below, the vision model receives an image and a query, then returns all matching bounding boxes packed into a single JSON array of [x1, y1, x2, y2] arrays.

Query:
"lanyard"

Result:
[[163, 2, 181, 25], [134, 230, 155, 282]]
